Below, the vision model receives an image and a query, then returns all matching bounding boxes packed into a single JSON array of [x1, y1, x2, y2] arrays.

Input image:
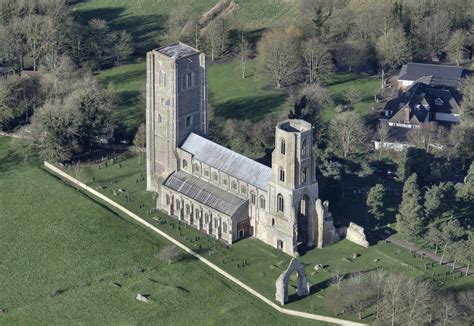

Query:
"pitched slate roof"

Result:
[[386, 82, 460, 125], [180, 133, 272, 191], [398, 63, 465, 88], [163, 171, 247, 217]]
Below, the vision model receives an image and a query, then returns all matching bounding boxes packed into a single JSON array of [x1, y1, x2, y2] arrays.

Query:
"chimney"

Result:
[[404, 108, 410, 122]]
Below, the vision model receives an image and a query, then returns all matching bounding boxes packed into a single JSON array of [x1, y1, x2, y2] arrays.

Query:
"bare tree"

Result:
[[438, 293, 459, 326], [414, 10, 452, 61], [204, 18, 229, 61], [133, 123, 146, 165], [256, 28, 301, 88], [371, 269, 386, 320], [379, 273, 405, 326], [112, 30, 134, 65], [330, 111, 369, 157], [302, 37, 333, 84], [445, 29, 468, 66], [344, 88, 362, 106], [405, 278, 433, 326], [236, 32, 251, 79], [376, 28, 411, 71], [407, 122, 439, 152], [158, 245, 181, 265]]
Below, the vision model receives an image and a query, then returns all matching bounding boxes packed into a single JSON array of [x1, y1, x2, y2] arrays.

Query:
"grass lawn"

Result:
[[0, 136, 322, 325], [208, 59, 288, 121], [97, 58, 289, 138], [60, 152, 474, 322], [323, 73, 381, 121], [75, 0, 298, 51]]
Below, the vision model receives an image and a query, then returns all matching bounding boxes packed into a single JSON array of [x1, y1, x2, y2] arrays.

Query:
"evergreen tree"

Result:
[[424, 182, 454, 221], [396, 174, 424, 240], [456, 162, 474, 201], [366, 184, 385, 224]]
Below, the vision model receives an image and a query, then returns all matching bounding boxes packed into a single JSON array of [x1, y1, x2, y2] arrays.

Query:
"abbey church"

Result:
[[146, 43, 340, 256]]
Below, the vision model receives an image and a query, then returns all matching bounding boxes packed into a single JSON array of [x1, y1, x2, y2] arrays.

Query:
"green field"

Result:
[[323, 73, 381, 121], [0, 136, 321, 325], [58, 152, 473, 322], [97, 59, 289, 138], [75, 0, 298, 50]]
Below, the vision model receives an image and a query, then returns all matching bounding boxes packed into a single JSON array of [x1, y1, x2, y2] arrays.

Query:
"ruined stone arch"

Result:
[[294, 191, 317, 248], [275, 258, 309, 305]]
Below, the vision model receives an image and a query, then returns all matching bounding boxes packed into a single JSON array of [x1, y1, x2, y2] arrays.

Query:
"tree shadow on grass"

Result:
[[76, 7, 166, 54], [214, 93, 288, 121], [113, 90, 144, 139], [101, 67, 146, 87]]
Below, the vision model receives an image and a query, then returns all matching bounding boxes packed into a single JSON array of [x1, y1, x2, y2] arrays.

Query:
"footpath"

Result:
[[44, 161, 366, 326], [386, 236, 470, 276]]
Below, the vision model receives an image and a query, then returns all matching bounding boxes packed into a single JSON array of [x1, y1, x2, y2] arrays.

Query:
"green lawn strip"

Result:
[[52, 152, 470, 322], [0, 136, 321, 325], [323, 73, 381, 121]]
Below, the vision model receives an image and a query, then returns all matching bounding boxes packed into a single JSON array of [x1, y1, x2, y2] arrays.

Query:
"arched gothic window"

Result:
[[193, 163, 200, 174], [279, 168, 285, 182], [277, 194, 284, 212], [157, 114, 162, 123], [301, 138, 307, 157], [241, 185, 247, 194], [213, 172, 219, 181], [272, 218, 275, 226], [223, 222, 227, 233], [231, 181, 237, 190], [182, 160, 188, 169], [250, 191, 256, 205], [280, 139, 286, 155], [260, 196, 266, 209]]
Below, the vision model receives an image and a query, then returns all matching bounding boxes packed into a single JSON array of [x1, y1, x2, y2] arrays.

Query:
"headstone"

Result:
[[136, 294, 149, 303]]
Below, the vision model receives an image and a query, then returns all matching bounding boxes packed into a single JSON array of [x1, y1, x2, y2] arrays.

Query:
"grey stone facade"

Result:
[[146, 43, 338, 256]]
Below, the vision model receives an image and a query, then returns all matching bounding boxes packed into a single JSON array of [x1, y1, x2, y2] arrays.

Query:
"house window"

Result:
[[231, 181, 237, 190], [260, 196, 266, 209], [301, 139, 307, 157], [277, 194, 284, 212], [182, 160, 188, 169], [301, 168, 307, 183], [279, 168, 285, 182], [435, 98, 444, 106], [186, 116, 193, 127], [241, 185, 247, 195], [250, 191, 256, 205], [280, 139, 286, 155], [272, 218, 275, 226], [213, 172, 219, 181]]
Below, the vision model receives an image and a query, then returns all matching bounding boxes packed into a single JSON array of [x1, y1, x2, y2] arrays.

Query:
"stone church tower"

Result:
[[265, 120, 319, 255], [146, 43, 207, 192]]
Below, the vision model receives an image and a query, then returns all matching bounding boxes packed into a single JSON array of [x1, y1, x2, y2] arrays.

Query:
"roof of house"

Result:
[[157, 42, 199, 60], [180, 133, 272, 191], [385, 82, 460, 125], [398, 63, 466, 88], [163, 171, 247, 217]]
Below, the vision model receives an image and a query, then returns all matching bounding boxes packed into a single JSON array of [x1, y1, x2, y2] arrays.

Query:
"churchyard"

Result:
[[0, 136, 319, 325], [49, 151, 473, 322]]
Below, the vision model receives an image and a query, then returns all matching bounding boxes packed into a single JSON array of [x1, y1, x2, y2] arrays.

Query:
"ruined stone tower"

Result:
[[265, 120, 319, 255], [146, 43, 208, 192]]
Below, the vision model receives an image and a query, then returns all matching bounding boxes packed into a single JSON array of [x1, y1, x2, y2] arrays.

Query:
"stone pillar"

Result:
[[315, 199, 325, 248]]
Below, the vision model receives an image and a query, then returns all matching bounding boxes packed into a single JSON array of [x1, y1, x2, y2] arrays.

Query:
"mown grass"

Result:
[[0, 136, 321, 325], [323, 73, 381, 121], [62, 152, 473, 322]]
